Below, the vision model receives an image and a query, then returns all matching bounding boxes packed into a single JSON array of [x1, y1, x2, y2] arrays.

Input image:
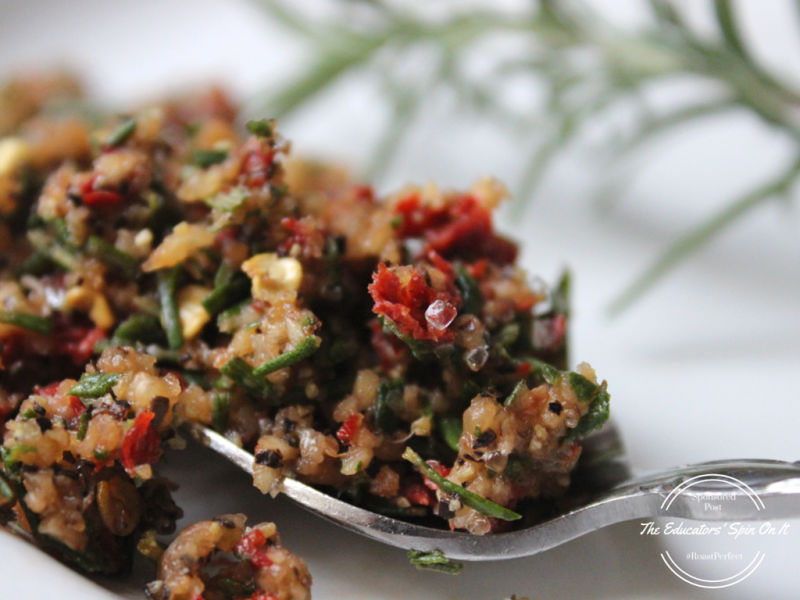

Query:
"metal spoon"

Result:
[[188, 422, 800, 561]]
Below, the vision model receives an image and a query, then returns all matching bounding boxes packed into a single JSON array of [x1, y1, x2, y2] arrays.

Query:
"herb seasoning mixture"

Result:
[[0, 74, 609, 596]]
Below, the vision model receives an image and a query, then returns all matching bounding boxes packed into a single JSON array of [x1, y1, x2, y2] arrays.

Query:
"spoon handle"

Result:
[[613, 459, 800, 521]]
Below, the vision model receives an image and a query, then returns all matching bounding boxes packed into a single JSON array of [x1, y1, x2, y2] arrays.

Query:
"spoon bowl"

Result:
[[188, 423, 800, 561]]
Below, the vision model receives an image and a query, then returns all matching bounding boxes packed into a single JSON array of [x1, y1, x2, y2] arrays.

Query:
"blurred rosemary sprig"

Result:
[[251, 0, 800, 314]]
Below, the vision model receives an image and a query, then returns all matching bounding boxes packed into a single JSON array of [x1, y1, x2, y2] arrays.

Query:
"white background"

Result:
[[0, 1, 798, 598]]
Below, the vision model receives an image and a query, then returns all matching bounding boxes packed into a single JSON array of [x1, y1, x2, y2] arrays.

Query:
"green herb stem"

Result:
[[0, 311, 51, 335], [113, 314, 164, 345], [86, 235, 140, 280], [158, 266, 184, 350], [407, 549, 464, 574], [202, 273, 251, 316], [192, 148, 229, 167], [402, 447, 521, 521], [107, 118, 137, 148], [253, 335, 320, 376], [438, 416, 462, 452], [69, 373, 121, 398], [221, 357, 273, 400]]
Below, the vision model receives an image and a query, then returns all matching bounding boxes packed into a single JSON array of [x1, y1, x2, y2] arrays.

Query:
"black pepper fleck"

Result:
[[472, 429, 497, 448], [213, 516, 236, 528], [255, 449, 283, 468]]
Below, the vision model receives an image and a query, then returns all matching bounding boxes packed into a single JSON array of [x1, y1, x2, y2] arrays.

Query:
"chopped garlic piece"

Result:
[[410, 414, 432, 437], [64, 286, 115, 330], [241, 253, 303, 301], [134, 228, 153, 253], [142, 222, 215, 272], [178, 285, 212, 340]]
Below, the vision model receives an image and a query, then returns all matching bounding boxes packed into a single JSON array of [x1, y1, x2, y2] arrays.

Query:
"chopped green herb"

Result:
[[374, 378, 404, 432], [455, 265, 482, 315], [504, 380, 527, 407], [69, 373, 121, 398], [220, 357, 273, 400], [564, 380, 610, 442], [216, 299, 252, 332], [497, 322, 520, 348], [213, 261, 234, 287], [502, 455, 527, 480], [0, 472, 14, 503], [27, 229, 76, 270], [1, 445, 36, 470], [113, 314, 164, 345], [76, 411, 90, 441], [270, 183, 288, 198], [523, 357, 561, 384], [389, 215, 403, 229], [407, 549, 463, 574], [192, 148, 228, 168], [438, 416, 462, 452], [253, 336, 320, 376], [180, 370, 210, 390], [136, 529, 164, 561], [14, 251, 54, 277], [522, 359, 610, 441], [202, 272, 250, 316], [204, 187, 248, 212], [245, 118, 273, 137], [158, 266, 183, 349], [402, 447, 521, 521], [107, 118, 137, 148], [93, 448, 108, 461], [50, 218, 74, 247], [551, 270, 571, 317], [0, 311, 52, 335], [379, 316, 433, 361], [212, 392, 231, 432], [85, 236, 139, 280]]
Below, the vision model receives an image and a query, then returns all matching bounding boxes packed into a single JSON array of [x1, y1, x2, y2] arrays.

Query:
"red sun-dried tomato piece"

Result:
[[79, 174, 123, 207], [121, 411, 161, 471], [235, 529, 266, 556], [63, 326, 107, 366], [466, 259, 489, 279], [404, 481, 434, 506], [67, 395, 86, 418], [235, 529, 274, 568], [277, 216, 325, 257], [37, 381, 62, 397], [240, 142, 274, 188], [368, 263, 461, 343], [394, 194, 438, 237], [393, 194, 517, 265], [82, 189, 122, 207], [336, 414, 362, 445], [249, 593, 280, 600], [249, 551, 274, 569], [515, 361, 532, 378]]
